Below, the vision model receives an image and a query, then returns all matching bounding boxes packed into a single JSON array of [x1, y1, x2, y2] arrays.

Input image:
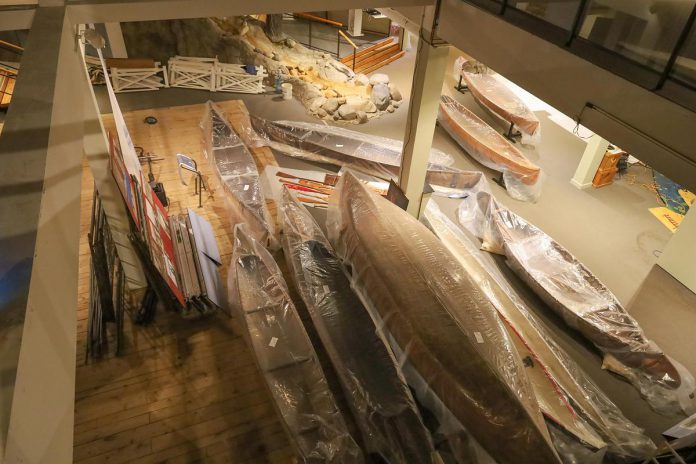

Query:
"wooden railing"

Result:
[[290, 13, 358, 63]]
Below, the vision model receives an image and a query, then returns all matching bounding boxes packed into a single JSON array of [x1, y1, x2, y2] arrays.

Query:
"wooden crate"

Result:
[[592, 147, 625, 188]]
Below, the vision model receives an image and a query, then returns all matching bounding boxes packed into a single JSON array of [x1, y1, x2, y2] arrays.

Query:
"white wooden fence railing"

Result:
[[215, 63, 267, 94], [168, 56, 217, 91], [111, 64, 168, 93]]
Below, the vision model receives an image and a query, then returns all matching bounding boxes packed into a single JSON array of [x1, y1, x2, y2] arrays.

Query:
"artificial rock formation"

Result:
[[121, 16, 403, 123]]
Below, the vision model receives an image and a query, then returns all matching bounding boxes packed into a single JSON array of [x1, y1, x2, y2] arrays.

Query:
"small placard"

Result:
[[322, 285, 330, 294], [474, 332, 484, 344], [243, 184, 249, 191], [269, 337, 278, 348]]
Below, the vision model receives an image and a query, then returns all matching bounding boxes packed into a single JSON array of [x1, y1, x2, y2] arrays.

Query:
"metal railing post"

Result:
[[309, 20, 312, 49], [337, 29, 341, 57], [567, 0, 590, 46]]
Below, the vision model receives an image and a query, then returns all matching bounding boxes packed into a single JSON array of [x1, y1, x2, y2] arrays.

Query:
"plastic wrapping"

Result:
[[279, 189, 438, 464], [438, 95, 542, 202], [458, 191, 696, 416], [422, 200, 657, 462], [326, 171, 562, 464], [228, 223, 363, 463], [200, 101, 276, 248], [250, 115, 454, 181], [455, 60, 541, 140]]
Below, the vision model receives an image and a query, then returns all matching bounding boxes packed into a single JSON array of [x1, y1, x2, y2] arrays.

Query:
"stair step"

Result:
[[358, 50, 405, 75], [340, 37, 395, 64]]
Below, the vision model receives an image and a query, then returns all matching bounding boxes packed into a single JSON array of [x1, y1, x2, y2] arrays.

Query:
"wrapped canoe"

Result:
[[423, 200, 656, 461], [280, 189, 438, 464], [327, 172, 561, 464], [229, 223, 363, 463]]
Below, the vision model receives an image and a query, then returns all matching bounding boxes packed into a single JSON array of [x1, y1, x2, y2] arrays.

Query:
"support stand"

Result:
[[504, 121, 521, 144], [492, 172, 507, 190], [454, 75, 468, 93]]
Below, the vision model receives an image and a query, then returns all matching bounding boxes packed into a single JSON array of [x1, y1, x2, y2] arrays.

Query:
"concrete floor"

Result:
[[97, 37, 696, 449]]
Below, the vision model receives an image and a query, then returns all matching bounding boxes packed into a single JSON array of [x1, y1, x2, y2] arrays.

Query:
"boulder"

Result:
[[285, 38, 297, 48], [309, 96, 327, 113], [392, 100, 401, 108], [316, 108, 328, 118], [272, 52, 281, 61], [369, 73, 390, 86], [324, 89, 338, 98], [345, 95, 377, 113], [337, 104, 357, 120], [338, 97, 347, 105], [388, 83, 402, 101], [356, 111, 368, 124], [354, 73, 370, 86], [318, 63, 349, 82], [322, 98, 340, 114], [387, 105, 395, 113], [371, 83, 391, 110]]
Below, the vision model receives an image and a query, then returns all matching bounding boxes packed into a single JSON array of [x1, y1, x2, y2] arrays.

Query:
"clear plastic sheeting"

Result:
[[250, 115, 454, 181], [422, 200, 657, 462], [453, 57, 541, 141], [200, 101, 276, 248], [228, 223, 363, 463], [279, 189, 438, 464], [438, 95, 542, 202], [458, 191, 696, 417], [327, 171, 562, 464]]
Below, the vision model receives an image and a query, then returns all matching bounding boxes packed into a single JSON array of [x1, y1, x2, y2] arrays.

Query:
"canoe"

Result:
[[250, 116, 453, 180], [229, 223, 364, 463], [439, 95, 541, 187], [460, 68, 540, 137], [466, 192, 696, 416], [201, 101, 276, 248], [280, 189, 437, 464], [327, 172, 561, 464], [423, 200, 657, 461]]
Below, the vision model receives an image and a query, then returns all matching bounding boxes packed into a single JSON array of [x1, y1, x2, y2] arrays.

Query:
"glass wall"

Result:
[[671, 22, 696, 88], [508, 0, 582, 31], [577, 1, 695, 73]]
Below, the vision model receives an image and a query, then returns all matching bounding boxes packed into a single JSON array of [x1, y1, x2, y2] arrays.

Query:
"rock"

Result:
[[392, 100, 401, 108], [338, 97, 347, 105], [369, 73, 390, 86], [289, 68, 299, 77], [371, 83, 391, 110], [285, 38, 296, 48], [354, 73, 370, 86], [272, 52, 280, 61], [309, 96, 327, 113], [356, 111, 368, 123], [344, 95, 376, 113], [387, 105, 395, 113], [324, 89, 338, 98], [316, 108, 328, 118], [318, 64, 349, 82], [337, 104, 357, 120], [388, 83, 402, 101], [333, 113, 341, 121], [322, 98, 340, 114]]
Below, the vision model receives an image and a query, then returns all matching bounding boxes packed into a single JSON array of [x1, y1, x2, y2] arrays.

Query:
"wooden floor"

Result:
[[73, 101, 296, 464]]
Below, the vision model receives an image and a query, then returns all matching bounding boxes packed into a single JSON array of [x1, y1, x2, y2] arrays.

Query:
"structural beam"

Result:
[[104, 22, 127, 58], [399, 37, 448, 217], [658, 207, 696, 294], [1, 6, 82, 463], [570, 134, 609, 189]]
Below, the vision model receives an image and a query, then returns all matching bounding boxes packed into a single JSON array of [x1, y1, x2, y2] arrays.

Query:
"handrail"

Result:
[[0, 40, 23, 55], [294, 13, 343, 28], [338, 30, 358, 50]]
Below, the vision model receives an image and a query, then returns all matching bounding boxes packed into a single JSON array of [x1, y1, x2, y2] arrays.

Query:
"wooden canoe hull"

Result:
[[328, 173, 560, 464], [462, 71, 540, 137], [439, 95, 541, 185]]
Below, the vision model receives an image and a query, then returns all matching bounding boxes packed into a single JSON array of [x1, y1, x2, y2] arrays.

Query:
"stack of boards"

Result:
[[169, 208, 224, 312]]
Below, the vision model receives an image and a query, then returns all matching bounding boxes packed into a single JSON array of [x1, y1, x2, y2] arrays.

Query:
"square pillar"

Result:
[[399, 38, 448, 216], [348, 9, 363, 37], [570, 134, 610, 189]]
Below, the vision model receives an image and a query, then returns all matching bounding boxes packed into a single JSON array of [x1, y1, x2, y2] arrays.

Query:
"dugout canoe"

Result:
[[423, 200, 657, 461], [471, 192, 696, 416], [229, 224, 363, 463], [201, 101, 276, 248], [461, 68, 540, 137], [439, 95, 541, 186], [280, 189, 438, 464], [327, 172, 561, 464]]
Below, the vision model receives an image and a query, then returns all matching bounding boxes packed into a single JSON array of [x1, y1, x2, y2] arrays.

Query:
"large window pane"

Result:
[[671, 21, 696, 87], [508, 0, 582, 30], [578, 0, 696, 73]]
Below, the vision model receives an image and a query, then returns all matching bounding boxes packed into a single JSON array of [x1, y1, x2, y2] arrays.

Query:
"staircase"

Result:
[[341, 37, 405, 75]]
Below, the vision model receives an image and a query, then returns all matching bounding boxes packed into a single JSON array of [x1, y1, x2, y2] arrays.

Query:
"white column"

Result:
[[399, 38, 448, 217], [347, 9, 363, 37], [570, 134, 609, 189], [658, 207, 696, 294], [104, 22, 128, 58]]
